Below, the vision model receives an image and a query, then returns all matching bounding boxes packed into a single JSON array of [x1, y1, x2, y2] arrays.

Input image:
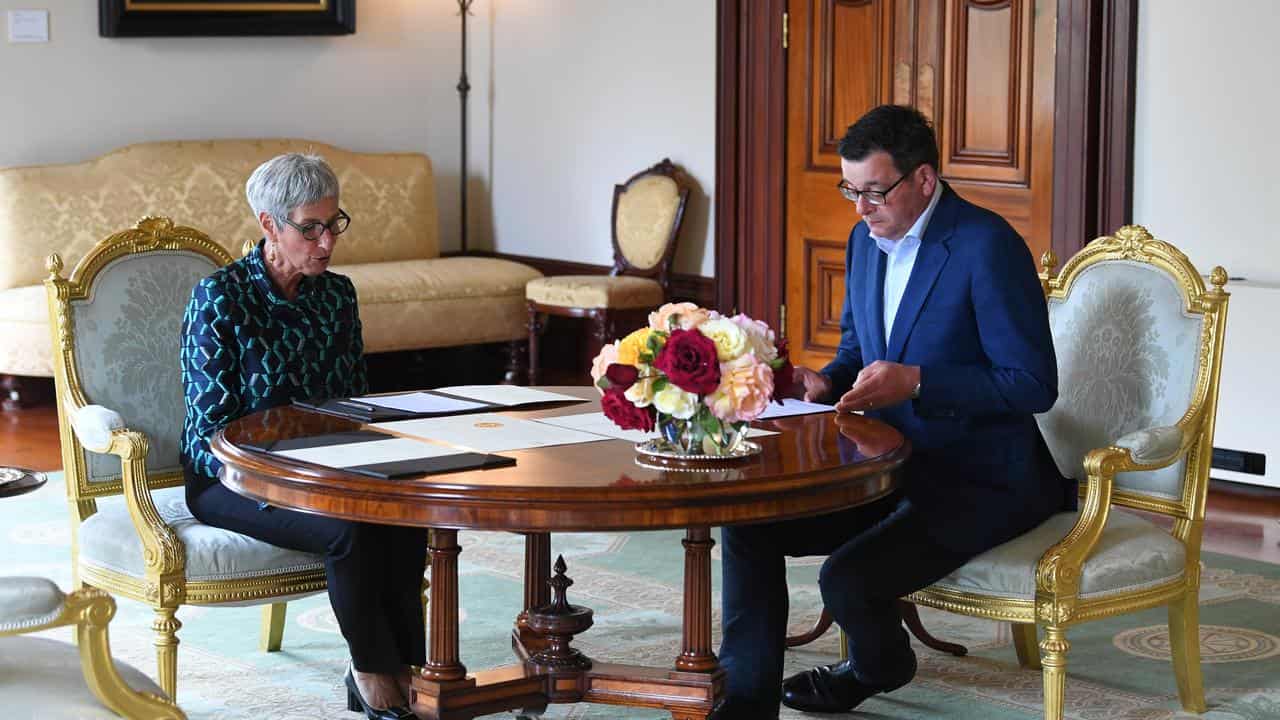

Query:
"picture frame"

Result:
[[99, 0, 356, 37]]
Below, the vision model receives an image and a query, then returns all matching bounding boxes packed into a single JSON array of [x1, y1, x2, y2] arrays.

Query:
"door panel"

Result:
[[785, 0, 1055, 369]]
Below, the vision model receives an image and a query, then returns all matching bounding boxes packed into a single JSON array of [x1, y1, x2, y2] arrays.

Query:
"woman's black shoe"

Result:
[[344, 668, 415, 720]]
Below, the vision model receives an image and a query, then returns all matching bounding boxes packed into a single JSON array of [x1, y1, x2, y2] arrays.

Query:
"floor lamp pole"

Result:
[[457, 0, 474, 254]]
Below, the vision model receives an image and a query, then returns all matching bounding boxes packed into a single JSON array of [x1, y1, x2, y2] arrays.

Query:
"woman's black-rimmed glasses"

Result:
[[282, 209, 351, 241]]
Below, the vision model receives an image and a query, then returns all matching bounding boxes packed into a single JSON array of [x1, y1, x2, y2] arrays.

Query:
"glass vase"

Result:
[[654, 411, 749, 457]]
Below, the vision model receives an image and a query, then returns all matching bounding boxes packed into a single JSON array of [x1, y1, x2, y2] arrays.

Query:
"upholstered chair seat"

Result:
[[930, 510, 1185, 601], [525, 274, 665, 309], [526, 159, 691, 384], [79, 488, 323, 588], [0, 577, 183, 718]]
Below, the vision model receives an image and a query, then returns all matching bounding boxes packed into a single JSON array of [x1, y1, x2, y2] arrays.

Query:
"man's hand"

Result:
[[789, 366, 833, 403], [834, 361, 920, 413]]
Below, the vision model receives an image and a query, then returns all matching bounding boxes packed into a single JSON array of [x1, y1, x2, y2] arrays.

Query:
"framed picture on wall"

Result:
[[99, 0, 356, 37]]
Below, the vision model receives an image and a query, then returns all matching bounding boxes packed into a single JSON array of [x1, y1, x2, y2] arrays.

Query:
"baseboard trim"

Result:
[[449, 251, 716, 308]]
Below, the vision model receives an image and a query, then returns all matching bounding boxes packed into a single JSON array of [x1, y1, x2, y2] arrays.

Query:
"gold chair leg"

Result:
[[1168, 591, 1206, 712], [75, 591, 185, 718], [1039, 625, 1069, 720], [838, 626, 849, 660], [259, 602, 287, 652], [152, 607, 182, 701], [1012, 623, 1041, 670]]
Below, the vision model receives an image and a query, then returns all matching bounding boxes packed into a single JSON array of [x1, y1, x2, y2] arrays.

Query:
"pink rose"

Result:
[[706, 353, 775, 423], [648, 302, 711, 332], [590, 341, 621, 394]]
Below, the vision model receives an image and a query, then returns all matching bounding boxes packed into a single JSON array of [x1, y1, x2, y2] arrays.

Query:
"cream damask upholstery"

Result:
[[909, 226, 1230, 720], [524, 274, 665, 309], [46, 219, 328, 700], [525, 159, 690, 384], [0, 579, 184, 719], [1, 138, 539, 378]]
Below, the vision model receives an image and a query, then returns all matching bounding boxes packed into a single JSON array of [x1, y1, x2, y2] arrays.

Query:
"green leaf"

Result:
[[652, 377, 669, 392], [668, 313, 681, 332], [639, 351, 653, 365], [595, 376, 611, 391], [700, 410, 722, 437]]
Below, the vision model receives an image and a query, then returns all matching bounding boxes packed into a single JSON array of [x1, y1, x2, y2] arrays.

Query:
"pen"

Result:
[[335, 399, 377, 413]]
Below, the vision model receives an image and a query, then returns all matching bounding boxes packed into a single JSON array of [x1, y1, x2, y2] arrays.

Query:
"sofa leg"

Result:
[[1, 374, 54, 412], [527, 304, 544, 387], [504, 340, 530, 386]]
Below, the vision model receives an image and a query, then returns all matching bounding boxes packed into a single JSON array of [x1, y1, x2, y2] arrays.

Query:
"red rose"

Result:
[[605, 363, 639, 392], [653, 328, 721, 394], [601, 387, 655, 432], [771, 337, 797, 402]]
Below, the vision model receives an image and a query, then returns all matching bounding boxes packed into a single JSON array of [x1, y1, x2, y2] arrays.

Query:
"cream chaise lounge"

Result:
[[0, 139, 541, 396]]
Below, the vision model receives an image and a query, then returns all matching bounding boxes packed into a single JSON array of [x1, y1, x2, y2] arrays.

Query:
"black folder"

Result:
[[242, 429, 515, 479], [292, 394, 501, 423]]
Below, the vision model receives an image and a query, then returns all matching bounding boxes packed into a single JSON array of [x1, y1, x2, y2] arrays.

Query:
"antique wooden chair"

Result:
[[45, 217, 328, 699], [908, 226, 1229, 719], [525, 158, 690, 384]]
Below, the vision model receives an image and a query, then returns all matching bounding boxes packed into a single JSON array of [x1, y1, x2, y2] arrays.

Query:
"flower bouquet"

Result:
[[591, 302, 795, 458]]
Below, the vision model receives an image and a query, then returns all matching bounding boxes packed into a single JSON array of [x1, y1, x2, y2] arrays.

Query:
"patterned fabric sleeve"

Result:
[[180, 276, 242, 479], [343, 276, 369, 397]]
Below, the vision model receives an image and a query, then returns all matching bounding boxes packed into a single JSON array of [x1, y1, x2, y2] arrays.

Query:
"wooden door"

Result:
[[784, 0, 1056, 368]]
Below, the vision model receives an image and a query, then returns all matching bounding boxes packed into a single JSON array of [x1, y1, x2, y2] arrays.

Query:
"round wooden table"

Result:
[[212, 388, 908, 720]]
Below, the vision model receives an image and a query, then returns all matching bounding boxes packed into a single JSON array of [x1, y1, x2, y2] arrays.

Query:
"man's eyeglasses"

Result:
[[282, 209, 351, 241], [836, 166, 918, 207]]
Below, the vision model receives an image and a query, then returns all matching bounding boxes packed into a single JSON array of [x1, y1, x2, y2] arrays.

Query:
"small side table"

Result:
[[0, 467, 47, 498]]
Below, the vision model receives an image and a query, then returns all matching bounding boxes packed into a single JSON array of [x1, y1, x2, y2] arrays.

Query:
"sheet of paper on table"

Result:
[[273, 437, 465, 468], [374, 413, 611, 452], [434, 385, 586, 407], [533, 412, 780, 443], [353, 392, 492, 414], [756, 398, 836, 420]]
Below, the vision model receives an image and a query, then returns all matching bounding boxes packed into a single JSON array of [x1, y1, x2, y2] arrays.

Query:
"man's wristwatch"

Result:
[[910, 382, 921, 400]]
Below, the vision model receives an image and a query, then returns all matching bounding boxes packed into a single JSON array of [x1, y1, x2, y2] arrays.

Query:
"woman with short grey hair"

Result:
[[180, 153, 424, 719]]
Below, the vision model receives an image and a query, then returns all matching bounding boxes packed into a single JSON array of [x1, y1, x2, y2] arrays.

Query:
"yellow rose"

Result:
[[617, 327, 664, 366]]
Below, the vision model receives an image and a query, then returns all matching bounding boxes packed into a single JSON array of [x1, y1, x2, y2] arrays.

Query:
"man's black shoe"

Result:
[[780, 656, 915, 713], [706, 697, 779, 720]]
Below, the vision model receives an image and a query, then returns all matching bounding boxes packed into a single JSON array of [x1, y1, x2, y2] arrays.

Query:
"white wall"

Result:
[[1133, 0, 1280, 283], [478, 0, 716, 277], [0, 0, 717, 276]]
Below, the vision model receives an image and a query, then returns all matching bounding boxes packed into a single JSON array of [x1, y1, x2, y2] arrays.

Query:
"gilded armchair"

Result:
[[908, 225, 1230, 719], [44, 217, 328, 699], [525, 158, 690, 384], [0, 578, 184, 719]]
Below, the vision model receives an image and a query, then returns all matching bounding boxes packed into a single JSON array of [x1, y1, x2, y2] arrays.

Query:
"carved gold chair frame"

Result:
[[908, 225, 1230, 720], [44, 217, 329, 699], [1, 585, 185, 719]]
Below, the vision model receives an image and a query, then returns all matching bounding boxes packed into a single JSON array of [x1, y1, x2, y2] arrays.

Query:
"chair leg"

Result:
[[527, 304, 543, 386], [785, 608, 834, 648], [259, 602, 287, 652], [1168, 591, 1206, 712], [152, 607, 181, 700], [1012, 622, 1041, 669], [1039, 624, 1069, 720], [838, 626, 849, 661], [75, 590, 183, 718], [898, 599, 968, 656]]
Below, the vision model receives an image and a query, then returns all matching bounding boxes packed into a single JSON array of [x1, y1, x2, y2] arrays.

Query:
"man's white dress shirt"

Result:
[[871, 186, 943, 344]]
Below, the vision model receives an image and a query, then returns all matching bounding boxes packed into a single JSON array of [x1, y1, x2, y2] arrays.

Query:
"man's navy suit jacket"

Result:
[[822, 184, 1071, 544]]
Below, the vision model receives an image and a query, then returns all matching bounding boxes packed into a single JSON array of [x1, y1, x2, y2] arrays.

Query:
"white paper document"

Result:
[[273, 437, 464, 468], [756, 398, 836, 420], [374, 414, 610, 452], [434, 385, 585, 407], [533, 412, 779, 443], [354, 391, 492, 414]]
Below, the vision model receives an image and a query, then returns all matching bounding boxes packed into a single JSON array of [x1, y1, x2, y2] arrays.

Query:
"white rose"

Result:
[[624, 365, 656, 407], [652, 385, 700, 419], [697, 317, 749, 361]]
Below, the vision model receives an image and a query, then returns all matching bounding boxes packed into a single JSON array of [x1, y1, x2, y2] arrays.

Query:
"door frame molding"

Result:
[[715, 0, 1139, 324]]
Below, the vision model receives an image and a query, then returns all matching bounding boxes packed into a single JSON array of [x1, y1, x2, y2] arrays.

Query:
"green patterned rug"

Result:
[[6, 475, 1279, 719]]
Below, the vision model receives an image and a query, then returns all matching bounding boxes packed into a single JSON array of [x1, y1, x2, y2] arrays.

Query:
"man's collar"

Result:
[[872, 183, 944, 255]]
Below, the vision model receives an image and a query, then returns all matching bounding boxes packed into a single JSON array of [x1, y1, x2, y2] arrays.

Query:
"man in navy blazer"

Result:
[[711, 105, 1070, 720]]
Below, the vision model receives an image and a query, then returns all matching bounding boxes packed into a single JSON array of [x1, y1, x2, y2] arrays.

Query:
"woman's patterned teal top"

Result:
[[180, 240, 367, 492]]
